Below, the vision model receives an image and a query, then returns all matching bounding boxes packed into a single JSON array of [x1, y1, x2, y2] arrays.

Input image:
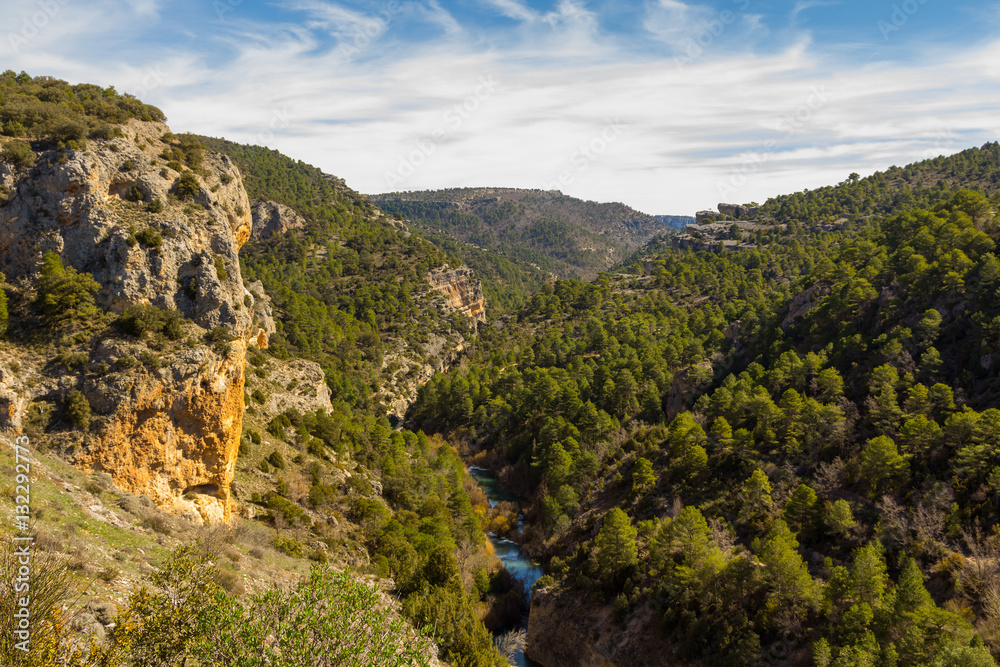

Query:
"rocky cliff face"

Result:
[[427, 267, 486, 322], [0, 119, 264, 523], [526, 585, 673, 667], [250, 199, 305, 240]]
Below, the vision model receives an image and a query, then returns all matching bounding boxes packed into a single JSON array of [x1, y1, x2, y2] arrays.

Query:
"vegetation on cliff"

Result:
[[0, 77, 510, 667]]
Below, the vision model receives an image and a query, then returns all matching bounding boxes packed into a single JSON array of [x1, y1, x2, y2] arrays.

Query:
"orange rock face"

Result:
[[76, 336, 251, 524], [427, 267, 486, 322]]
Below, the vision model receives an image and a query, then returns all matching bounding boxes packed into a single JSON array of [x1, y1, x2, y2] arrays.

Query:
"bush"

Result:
[[138, 351, 162, 369], [147, 198, 164, 213], [266, 493, 307, 526], [214, 255, 229, 282], [64, 390, 91, 430], [1, 140, 35, 169], [135, 227, 161, 247], [175, 172, 200, 199], [116, 304, 184, 340], [273, 534, 305, 557], [2, 120, 25, 137], [35, 252, 100, 325], [267, 450, 286, 470]]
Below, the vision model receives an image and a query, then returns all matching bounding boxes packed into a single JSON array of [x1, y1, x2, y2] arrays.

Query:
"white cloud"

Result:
[[485, 0, 538, 22], [8, 1, 1000, 216]]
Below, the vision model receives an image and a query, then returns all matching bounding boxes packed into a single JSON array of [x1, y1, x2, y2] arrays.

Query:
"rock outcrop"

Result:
[[254, 358, 334, 418], [526, 585, 674, 667], [250, 199, 305, 240], [427, 267, 486, 323], [0, 119, 264, 523]]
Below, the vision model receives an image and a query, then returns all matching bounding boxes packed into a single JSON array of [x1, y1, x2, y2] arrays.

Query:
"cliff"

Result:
[[250, 199, 305, 240], [0, 119, 265, 524], [526, 584, 675, 667], [427, 267, 486, 322]]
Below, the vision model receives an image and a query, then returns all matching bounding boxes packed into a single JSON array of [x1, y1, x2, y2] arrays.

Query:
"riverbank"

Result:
[[468, 466, 544, 667]]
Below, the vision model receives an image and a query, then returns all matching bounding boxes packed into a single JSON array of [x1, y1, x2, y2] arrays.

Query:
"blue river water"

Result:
[[467, 467, 544, 667]]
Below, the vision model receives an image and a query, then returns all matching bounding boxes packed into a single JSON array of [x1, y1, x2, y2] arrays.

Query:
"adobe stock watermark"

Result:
[[7, 0, 67, 54], [918, 126, 953, 161], [878, 0, 930, 41], [11, 436, 33, 652], [674, 0, 752, 71], [545, 119, 626, 192], [717, 85, 829, 199], [384, 75, 500, 188], [338, 0, 403, 62], [130, 66, 166, 100], [243, 107, 297, 147], [215, 0, 243, 21]]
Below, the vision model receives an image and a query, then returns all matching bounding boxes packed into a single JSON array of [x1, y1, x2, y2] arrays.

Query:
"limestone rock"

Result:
[[250, 199, 306, 240], [427, 267, 486, 323], [0, 119, 253, 333], [246, 279, 276, 338], [0, 118, 260, 524], [255, 358, 334, 418]]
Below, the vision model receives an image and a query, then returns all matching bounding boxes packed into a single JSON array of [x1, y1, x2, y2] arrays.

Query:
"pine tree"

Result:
[[595, 508, 638, 585]]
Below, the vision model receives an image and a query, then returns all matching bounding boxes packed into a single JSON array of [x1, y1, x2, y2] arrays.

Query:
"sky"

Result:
[[4, 0, 1000, 215]]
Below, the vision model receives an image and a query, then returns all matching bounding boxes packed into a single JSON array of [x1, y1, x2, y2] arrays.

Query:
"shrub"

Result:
[[1, 140, 35, 169], [214, 255, 229, 282], [115, 355, 137, 368], [272, 534, 305, 557], [266, 494, 307, 526], [0, 539, 74, 664], [56, 351, 88, 370], [35, 252, 100, 325], [117, 303, 161, 336], [134, 228, 161, 248], [64, 390, 91, 430], [2, 120, 25, 136], [147, 198, 164, 213], [267, 450, 286, 470], [175, 172, 200, 199], [138, 351, 162, 370]]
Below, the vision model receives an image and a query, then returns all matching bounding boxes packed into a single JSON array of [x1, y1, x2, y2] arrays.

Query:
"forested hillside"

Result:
[[411, 176, 1000, 664], [372, 188, 671, 285]]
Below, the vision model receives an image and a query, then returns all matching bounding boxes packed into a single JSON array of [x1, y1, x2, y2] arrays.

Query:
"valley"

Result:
[[4, 70, 1000, 667]]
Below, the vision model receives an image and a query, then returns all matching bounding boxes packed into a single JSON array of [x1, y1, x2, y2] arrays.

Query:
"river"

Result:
[[468, 466, 544, 667]]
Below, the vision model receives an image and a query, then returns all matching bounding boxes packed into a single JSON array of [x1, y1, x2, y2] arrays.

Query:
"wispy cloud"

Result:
[[6, 0, 1000, 215], [791, 0, 839, 23], [485, 0, 538, 22]]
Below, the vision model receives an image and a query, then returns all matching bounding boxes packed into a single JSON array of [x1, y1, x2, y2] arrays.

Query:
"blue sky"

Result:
[[4, 0, 1000, 214]]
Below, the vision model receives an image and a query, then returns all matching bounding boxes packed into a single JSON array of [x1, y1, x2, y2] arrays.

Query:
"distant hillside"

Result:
[[371, 187, 670, 280]]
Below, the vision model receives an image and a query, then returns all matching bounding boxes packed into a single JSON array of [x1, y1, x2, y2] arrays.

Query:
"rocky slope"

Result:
[[526, 585, 674, 667], [0, 119, 266, 524], [250, 198, 305, 240]]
